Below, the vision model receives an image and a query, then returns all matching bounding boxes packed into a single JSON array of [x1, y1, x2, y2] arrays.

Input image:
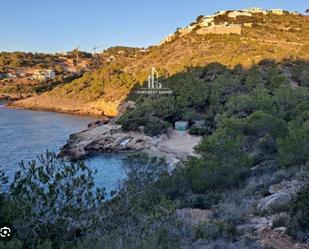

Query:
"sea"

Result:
[[0, 101, 126, 193]]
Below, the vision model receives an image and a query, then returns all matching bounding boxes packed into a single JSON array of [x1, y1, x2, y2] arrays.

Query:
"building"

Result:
[[3, 73, 16, 78], [244, 7, 267, 14], [33, 69, 56, 81], [175, 121, 189, 132], [269, 9, 284, 15], [32, 71, 45, 81], [45, 69, 56, 79], [228, 11, 252, 19], [197, 24, 242, 35], [244, 23, 253, 27], [245, 7, 262, 12]]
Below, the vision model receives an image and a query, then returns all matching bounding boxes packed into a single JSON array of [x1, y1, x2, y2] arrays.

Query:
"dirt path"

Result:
[[158, 130, 201, 156]]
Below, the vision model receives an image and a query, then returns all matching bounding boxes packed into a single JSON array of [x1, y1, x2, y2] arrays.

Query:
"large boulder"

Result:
[[257, 192, 293, 213], [257, 180, 304, 213]]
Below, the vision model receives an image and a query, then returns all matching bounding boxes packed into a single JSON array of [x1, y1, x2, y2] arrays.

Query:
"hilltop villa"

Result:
[[159, 8, 299, 45]]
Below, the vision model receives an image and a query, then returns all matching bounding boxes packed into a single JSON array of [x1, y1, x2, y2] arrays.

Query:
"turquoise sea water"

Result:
[[0, 101, 126, 193]]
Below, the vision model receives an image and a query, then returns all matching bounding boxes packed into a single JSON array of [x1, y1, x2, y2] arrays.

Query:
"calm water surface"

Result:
[[0, 101, 126, 192]]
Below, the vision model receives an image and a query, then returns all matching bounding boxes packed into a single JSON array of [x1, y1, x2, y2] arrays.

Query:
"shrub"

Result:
[[195, 220, 237, 241], [187, 139, 251, 193], [271, 213, 290, 229], [0, 152, 181, 249], [117, 96, 177, 136], [7, 152, 105, 248], [180, 192, 222, 209], [245, 111, 288, 138], [194, 239, 269, 249], [287, 185, 309, 241], [0, 239, 23, 249], [188, 127, 209, 136], [123, 152, 168, 189], [225, 90, 275, 118], [144, 118, 171, 136], [183, 117, 253, 194], [278, 127, 309, 167]]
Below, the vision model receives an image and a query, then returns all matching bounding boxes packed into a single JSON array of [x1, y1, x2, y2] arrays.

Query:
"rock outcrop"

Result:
[[256, 180, 304, 213], [59, 123, 153, 160], [59, 121, 201, 167]]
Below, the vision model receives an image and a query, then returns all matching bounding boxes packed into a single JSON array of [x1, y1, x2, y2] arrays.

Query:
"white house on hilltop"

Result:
[[158, 7, 294, 46], [244, 7, 267, 14], [270, 9, 284, 15], [33, 69, 56, 81]]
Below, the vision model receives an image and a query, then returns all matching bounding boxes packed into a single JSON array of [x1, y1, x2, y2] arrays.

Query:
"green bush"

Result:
[[6, 152, 105, 248], [188, 127, 209, 136], [0, 239, 23, 249], [225, 89, 276, 118], [288, 185, 309, 241], [245, 111, 288, 138], [0, 152, 181, 249], [186, 127, 252, 193], [144, 118, 171, 136], [117, 96, 177, 136], [195, 220, 237, 241], [0, 169, 8, 222], [271, 213, 290, 229], [278, 127, 309, 167]]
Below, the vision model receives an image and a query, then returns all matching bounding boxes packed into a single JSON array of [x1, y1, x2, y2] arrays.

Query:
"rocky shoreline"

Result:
[[8, 94, 122, 117], [7, 103, 105, 117], [0, 93, 32, 101], [59, 119, 202, 168]]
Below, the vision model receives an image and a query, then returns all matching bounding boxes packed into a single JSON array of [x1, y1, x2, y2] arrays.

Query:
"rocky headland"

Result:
[[59, 120, 201, 167], [9, 94, 121, 117]]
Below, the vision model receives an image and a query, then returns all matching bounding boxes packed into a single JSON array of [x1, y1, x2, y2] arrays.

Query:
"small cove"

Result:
[[0, 101, 126, 193]]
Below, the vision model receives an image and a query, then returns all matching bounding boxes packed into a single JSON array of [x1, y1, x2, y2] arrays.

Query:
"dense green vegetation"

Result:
[[288, 184, 309, 241], [118, 59, 309, 246], [0, 51, 92, 70], [118, 60, 309, 136], [53, 63, 138, 102], [0, 152, 179, 249], [0, 52, 60, 69]]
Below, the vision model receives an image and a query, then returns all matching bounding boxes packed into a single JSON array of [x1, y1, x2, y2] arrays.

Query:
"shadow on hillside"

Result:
[[126, 58, 308, 100], [117, 58, 309, 135]]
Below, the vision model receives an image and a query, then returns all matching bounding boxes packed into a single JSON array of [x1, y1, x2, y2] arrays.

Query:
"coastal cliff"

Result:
[[10, 94, 121, 116]]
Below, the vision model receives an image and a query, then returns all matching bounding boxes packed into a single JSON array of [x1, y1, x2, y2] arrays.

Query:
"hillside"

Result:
[[0, 51, 94, 100], [1, 8, 309, 249], [10, 9, 309, 116]]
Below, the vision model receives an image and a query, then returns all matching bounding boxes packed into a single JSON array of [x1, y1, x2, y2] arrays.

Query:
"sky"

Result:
[[1, 0, 308, 53]]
